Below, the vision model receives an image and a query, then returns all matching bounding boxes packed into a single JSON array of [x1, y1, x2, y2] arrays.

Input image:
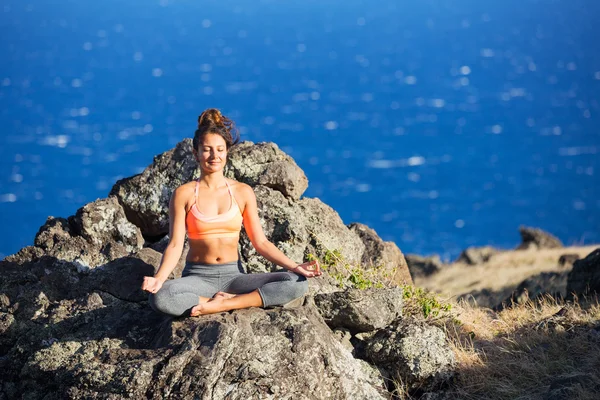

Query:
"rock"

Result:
[[516, 226, 563, 250], [238, 185, 366, 278], [500, 271, 569, 308], [18, 306, 389, 399], [348, 223, 413, 285], [405, 254, 443, 279], [456, 287, 510, 310], [566, 248, 600, 299], [227, 141, 309, 200], [110, 139, 198, 237], [314, 288, 404, 333], [1, 140, 425, 399], [364, 317, 455, 392], [332, 328, 355, 352], [455, 246, 499, 265], [558, 253, 580, 267], [30, 198, 143, 270], [110, 140, 309, 237], [68, 196, 144, 252], [458, 271, 569, 310]]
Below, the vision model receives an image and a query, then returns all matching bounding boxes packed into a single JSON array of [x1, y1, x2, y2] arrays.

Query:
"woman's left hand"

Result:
[[292, 260, 321, 277]]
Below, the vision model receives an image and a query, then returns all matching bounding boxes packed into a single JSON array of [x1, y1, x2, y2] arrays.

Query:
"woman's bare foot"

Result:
[[191, 298, 225, 316], [190, 290, 263, 317], [213, 291, 236, 300]]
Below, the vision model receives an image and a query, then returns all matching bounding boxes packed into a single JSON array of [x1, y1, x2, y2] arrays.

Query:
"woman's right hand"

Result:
[[142, 276, 163, 294]]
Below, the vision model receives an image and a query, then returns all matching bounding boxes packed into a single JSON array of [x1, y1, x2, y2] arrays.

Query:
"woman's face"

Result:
[[195, 133, 228, 173]]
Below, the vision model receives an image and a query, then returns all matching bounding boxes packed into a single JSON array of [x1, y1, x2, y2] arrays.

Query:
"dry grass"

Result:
[[416, 245, 599, 300], [436, 296, 600, 399]]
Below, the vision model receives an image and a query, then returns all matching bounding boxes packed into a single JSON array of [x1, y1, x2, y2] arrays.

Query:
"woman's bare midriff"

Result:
[[186, 237, 240, 264]]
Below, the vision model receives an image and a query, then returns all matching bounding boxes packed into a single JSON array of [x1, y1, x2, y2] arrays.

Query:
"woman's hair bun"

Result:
[[193, 108, 240, 150], [198, 108, 223, 128]]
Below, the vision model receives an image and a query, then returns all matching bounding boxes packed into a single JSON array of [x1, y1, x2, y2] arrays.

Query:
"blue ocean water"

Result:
[[1, 0, 598, 261]]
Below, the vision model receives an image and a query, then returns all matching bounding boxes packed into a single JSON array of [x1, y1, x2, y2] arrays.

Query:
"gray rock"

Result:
[[32, 201, 139, 270], [405, 254, 443, 279], [239, 185, 365, 276], [110, 139, 198, 237], [516, 226, 563, 250], [110, 140, 309, 237], [227, 141, 309, 200], [348, 223, 413, 285], [558, 253, 580, 267], [314, 288, 404, 333], [364, 317, 456, 392], [1, 139, 427, 400], [567, 248, 600, 299], [500, 271, 569, 308], [68, 196, 144, 252], [19, 306, 388, 399], [455, 245, 499, 265]]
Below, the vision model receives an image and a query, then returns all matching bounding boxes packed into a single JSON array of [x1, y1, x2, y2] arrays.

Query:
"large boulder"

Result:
[[226, 141, 309, 200], [314, 288, 404, 333], [500, 271, 569, 309], [364, 318, 456, 392], [348, 223, 413, 285], [567, 248, 600, 299], [6, 259, 388, 400], [0, 139, 433, 399], [516, 226, 563, 250], [455, 246, 499, 265], [405, 254, 443, 279], [109, 140, 309, 237], [31, 197, 143, 270], [110, 139, 198, 237], [238, 185, 366, 275]]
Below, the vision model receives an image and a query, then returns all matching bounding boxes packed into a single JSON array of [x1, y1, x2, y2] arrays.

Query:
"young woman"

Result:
[[142, 108, 320, 317]]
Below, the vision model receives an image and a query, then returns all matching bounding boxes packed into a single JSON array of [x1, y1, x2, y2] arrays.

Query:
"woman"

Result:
[[142, 108, 320, 317]]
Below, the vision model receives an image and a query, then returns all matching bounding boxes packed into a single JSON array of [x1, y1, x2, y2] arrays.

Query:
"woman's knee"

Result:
[[263, 274, 308, 305], [148, 290, 172, 315], [292, 275, 309, 298]]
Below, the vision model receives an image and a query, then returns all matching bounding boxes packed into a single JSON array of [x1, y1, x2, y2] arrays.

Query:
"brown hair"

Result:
[[193, 108, 240, 150]]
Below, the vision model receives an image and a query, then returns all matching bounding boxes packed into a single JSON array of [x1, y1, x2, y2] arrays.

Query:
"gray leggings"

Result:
[[148, 260, 308, 317]]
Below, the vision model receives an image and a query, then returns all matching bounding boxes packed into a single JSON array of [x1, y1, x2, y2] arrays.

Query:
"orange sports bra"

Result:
[[185, 180, 243, 240]]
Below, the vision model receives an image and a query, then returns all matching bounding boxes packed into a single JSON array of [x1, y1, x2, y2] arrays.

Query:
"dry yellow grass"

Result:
[[416, 245, 599, 300], [436, 296, 600, 399]]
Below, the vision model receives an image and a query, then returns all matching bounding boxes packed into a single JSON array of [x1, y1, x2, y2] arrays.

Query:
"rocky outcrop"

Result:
[[364, 318, 456, 392], [567, 248, 600, 299], [16, 305, 388, 399], [108, 139, 411, 288], [226, 141, 309, 200], [500, 271, 569, 308], [458, 271, 569, 310], [516, 226, 563, 250], [455, 246, 499, 265], [405, 254, 443, 279], [109, 140, 308, 237], [110, 139, 198, 237], [0, 140, 452, 399], [314, 288, 404, 333], [30, 197, 143, 270], [348, 223, 413, 285], [238, 185, 366, 275]]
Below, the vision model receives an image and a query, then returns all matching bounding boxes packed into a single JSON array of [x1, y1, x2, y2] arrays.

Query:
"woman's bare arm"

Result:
[[238, 183, 320, 276], [142, 185, 188, 292]]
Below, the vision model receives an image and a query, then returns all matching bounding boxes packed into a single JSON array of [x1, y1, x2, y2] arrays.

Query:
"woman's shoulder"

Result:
[[171, 181, 196, 202], [174, 180, 196, 193], [226, 179, 254, 197]]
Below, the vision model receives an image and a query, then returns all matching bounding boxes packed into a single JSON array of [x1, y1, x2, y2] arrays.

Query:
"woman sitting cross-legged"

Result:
[[141, 108, 321, 317]]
